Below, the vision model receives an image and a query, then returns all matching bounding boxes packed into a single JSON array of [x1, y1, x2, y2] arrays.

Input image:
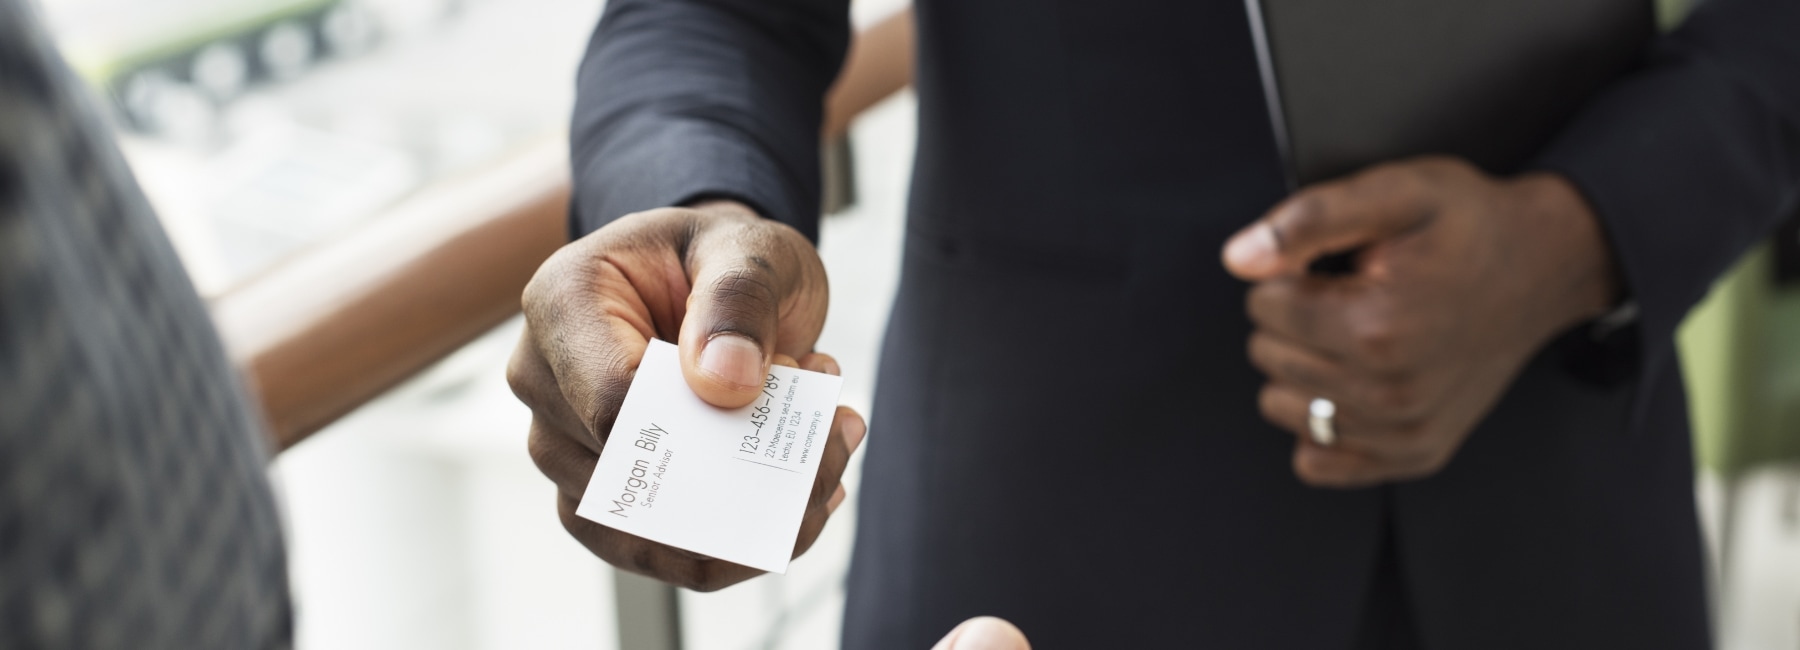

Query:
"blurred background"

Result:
[[27, 0, 1800, 647]]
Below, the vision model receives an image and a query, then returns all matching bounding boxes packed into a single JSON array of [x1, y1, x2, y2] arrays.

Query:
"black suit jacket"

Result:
[[570, 0, 1800, 647]]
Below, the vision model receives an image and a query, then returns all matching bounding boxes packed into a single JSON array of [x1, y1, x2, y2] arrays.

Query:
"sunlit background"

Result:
[[26, 0, 1800, 647]]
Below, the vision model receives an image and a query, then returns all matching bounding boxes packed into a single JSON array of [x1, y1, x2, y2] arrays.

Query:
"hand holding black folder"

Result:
[[1222, 1, 1651, 486]]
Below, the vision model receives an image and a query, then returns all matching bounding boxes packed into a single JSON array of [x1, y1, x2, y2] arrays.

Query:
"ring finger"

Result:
[[1257, 382, 1409, 457]]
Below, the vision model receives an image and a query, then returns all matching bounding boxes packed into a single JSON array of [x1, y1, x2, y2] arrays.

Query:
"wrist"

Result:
[[1512, 172, 1623, 334], [686, 198, 764, 224]]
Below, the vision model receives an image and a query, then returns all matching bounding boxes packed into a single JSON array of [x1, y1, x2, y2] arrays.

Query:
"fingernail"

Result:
[[1224, 223, 1277, 275], [844, 415, 867, 454], [699, 334, 764, 389], [944, 618, 1023, 650], [822, 357, 841, 376], [827, 486, 846, 514]]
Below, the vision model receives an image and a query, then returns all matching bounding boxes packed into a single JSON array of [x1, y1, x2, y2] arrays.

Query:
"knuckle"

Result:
[[1405, 156, 1484, 197], [1355, 163, 1412, 196], [1276, 194, 1329, 244], [1415, 440, 1457, 473], [545, 339, 635, 440], [505, 342, 548, 404], [1386, 420, 1430, 446], [1381, 423, 1444, 461], [519, 265, 555, 315], [1245, 285, 1277, 327], [504, 353, 530, 392], [527, 426, 589, 484], [1294, 455, 1344, 487], [1257, 282, 1317, 339], [520, 245, 587, 317], [1353, 328, 1397, 364], [505, 354, 534, 398], [1369, 378, 1421, 416], [686, 567, 730, 593], [1349, 318, 1403, 368], [1395, 447, 1454, 482], [602, 539, 678, 586], [1295, 448, 1385, 489], [1398, 164, 1435, 193], [527, 428, 551, 465], [1249, 335, 1308, 383], [527, 427, 561, 475], [705, 266, 781, 323], [556, 497, 586, 536], [1417, 155, 1475, 178], [1246, 333, 1273, 371], [686, 579, 723, 593], [1257, 386, 1286, 425], [662, 565, 705, 591], [582, 364, 634, 441], [1276, 356, 1318, 387]]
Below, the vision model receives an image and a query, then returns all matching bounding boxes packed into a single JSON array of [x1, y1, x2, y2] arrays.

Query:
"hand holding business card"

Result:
[[510, 201, 857, 591], [578, 339, 848, 573]]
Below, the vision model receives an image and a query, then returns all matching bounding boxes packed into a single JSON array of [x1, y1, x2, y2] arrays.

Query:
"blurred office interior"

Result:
[[25, 0, 1800, 647]]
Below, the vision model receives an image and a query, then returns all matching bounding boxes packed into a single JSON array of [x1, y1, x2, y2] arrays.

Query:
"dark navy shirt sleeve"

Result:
[[568, 0, 852, 242], [1533, 0, 1800, 425]]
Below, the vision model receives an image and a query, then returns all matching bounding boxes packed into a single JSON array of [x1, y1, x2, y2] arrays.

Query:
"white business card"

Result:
[[576, 339, 844, 574]]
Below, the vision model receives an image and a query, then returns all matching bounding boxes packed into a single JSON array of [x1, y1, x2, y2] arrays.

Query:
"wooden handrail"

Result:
[[218, 9, 917, 451], [213, 139, 570, 450]]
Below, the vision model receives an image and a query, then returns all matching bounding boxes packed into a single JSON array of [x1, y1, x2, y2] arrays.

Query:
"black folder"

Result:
[[1245, 0, 1657, 188]]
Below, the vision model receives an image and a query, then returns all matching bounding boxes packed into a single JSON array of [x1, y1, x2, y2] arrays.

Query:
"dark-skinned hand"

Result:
[[1223, 157, 1621, 488], [508, 200, 865, 591]]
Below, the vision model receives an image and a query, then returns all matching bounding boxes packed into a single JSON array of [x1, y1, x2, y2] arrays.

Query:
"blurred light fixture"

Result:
[[191, 41, 249, 101], [260, 20, 318, 80]]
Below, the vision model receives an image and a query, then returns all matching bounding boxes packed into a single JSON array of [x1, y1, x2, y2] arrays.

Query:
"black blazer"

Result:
[[570, 0, 1800, 647]]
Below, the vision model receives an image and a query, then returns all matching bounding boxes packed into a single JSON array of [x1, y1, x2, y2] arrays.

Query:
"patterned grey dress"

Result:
[[0, 1, 293, 647]]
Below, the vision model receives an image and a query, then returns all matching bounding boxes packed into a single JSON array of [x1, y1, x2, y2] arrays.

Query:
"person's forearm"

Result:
[[1508, 172, 1623, 339], [1530, 0, 1800, 412], [823, 6, 915, 139]]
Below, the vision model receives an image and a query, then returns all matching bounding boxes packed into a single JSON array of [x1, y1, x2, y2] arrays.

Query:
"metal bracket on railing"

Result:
[[614, 571, 683, 650], [821, 135, 858, 216]]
